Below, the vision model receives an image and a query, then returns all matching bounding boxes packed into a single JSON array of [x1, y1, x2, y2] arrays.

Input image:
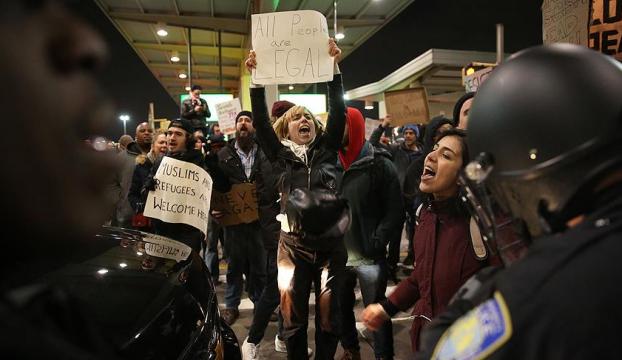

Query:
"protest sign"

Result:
[[210, 183, 259, 226], [542, 0, 589, 46], [384, 88, 430, 126], [464, 66, 494, 92], [589, 0, 622, 60], [251, 10, 333, 85], [215, 98, 242, 135], [365, 118, 380, 140], [143, 234, 192, 262], [144, 157, 212, 234]]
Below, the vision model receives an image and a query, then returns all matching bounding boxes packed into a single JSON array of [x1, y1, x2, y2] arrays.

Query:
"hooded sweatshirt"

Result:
[[339, 107, 366, 170]]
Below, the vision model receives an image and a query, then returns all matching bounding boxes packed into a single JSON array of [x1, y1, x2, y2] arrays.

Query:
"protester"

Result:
[[452, 92, 475, 130], [416, 44, 622, 360], [181, 85, 211, 134], [128, 130, 167, 231], [362, 129, 492, 353], [401, 116, 454, 267], [370, 116, 422, 280], [143, 119, 206, 251], [336, 107, 404, 360], [110, 122, 153, 227], [118, 134, 133, 151], [0, 1, 120, 357], [242, 100, 298, 359], [245, 38, 347, 359], [271, 100, 296, 124], [213, 111, 267, 327]]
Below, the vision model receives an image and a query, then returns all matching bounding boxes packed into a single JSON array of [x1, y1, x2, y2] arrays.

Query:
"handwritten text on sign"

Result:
[[144, 157, 213, 234], [251, 10, 333, 85], [542, 0, 589, 46], [384, 88, 430, 126], [211, 183, 259, 226], [215, 98, 242, 136], [589, 0, 622, 61]]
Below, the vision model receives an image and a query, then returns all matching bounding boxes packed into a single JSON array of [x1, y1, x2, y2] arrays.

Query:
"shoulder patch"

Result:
[[431, 291, 512, 360]]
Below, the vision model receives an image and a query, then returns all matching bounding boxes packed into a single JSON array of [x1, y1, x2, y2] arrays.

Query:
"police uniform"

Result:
[[416, 188, 622, 359]]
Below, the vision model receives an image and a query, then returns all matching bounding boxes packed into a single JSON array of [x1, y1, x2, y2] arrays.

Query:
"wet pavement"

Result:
[[213, 262, 415, 359]]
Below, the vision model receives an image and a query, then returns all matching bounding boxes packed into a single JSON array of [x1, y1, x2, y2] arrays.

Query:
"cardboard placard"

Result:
[[589, 0, 622, 60], [214, 98, 242, 136], [144, 157, 213, 234], [210, 183, 259, 226], [383, 88, 430, 126], [464, 66, 494, 92], [251, 10, 334, 85], [542, 0, 590, 46], [365, 118, 380, 140]]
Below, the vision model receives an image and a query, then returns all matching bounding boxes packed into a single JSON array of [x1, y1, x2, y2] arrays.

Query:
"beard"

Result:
[[236, 130, 255, 152]]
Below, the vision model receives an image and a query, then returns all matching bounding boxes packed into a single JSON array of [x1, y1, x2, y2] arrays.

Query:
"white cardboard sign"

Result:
[[365, 118, 380, 140], [251, 10, 334, 85], [215, 98, 242, 136], [144, 157, 212, 234]]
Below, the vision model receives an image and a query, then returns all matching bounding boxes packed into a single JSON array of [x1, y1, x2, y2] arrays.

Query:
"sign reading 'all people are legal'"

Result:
[[251, 10, 334, 85], [144, 157, 213, 234]]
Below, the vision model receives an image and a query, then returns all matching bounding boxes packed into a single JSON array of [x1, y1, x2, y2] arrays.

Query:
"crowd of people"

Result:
[[4, 1, 622, 359]]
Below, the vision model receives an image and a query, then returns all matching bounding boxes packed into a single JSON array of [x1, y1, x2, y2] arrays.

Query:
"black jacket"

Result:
[[217, 140, 280, 249], [181, 97, 211, 130], [336, 142, 405, 262], [250, 74, 346, 203], [128, 153, 157, 213], [416, 184, 622, 359]]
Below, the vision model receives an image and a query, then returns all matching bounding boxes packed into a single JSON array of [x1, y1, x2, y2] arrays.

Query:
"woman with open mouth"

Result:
[[245, 39, 348, 359], [362, 128, 496, 355]]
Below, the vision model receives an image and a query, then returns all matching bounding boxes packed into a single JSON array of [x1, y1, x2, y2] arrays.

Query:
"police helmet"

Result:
[[463, 44, 622, 246]]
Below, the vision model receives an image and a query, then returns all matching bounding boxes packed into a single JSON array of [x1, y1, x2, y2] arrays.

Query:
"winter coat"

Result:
[[250, 75, 346, 213], [216, 140, 280, 250], [110, 142, 147, 227], [181, 97, 211, 130], [336, 142, 405, 264], [382, 198, 488, 353], [128, 152, 157, 213]]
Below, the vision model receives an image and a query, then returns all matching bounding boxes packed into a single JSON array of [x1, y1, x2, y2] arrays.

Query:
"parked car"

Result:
[[41, 226, 241, 359]]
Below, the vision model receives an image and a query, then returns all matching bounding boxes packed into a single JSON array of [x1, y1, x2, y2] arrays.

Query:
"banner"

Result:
[[144, 157, 212, 234], [214, 98, 241, 135], [383, 88, 430, 126], [365, 118, 380, 140], [589, 0, 622, 60], [542, 0, 589, 45], [210, 183, 259, 226], [251, 10, 334, 85]]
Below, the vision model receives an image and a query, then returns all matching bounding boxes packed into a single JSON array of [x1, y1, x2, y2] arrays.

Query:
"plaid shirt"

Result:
[[234, 141, 257, 180]]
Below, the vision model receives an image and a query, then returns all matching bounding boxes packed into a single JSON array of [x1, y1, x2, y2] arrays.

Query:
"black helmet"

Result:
[[463, 44, 622, 247]]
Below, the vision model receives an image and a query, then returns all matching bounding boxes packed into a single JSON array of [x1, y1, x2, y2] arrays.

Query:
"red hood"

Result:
[[339, 107, 365, 170]]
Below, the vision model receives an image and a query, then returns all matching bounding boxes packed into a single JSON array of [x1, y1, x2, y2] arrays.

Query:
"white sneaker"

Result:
[[274, 336, 313, 357], [242, 337, 260, 360]]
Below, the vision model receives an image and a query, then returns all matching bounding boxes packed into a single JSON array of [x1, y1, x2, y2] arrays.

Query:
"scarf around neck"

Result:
[[281, 139, 312, 164]]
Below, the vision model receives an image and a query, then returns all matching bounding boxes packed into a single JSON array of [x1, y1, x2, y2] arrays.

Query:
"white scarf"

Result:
[[281, 139, 310, 164]]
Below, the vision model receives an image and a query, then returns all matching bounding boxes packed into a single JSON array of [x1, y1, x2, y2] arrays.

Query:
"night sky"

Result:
[[71, 0, 542, 140]]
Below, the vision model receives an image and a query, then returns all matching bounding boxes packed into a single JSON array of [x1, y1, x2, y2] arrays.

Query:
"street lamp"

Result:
[[119, 114, 130, 135]]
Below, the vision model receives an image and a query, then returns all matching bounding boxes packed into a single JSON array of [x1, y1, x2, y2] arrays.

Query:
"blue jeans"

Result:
[[204, 216, 223, 280], [223, 222, 266, 309], [340, 263, 394, 359], [247, 247, 280, 344]]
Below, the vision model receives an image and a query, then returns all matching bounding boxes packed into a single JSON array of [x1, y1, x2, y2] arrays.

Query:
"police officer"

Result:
[[415, 44, 622, 359]]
